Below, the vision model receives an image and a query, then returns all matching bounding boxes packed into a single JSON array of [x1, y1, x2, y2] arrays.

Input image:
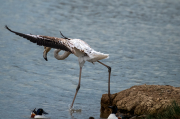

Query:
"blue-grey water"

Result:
[[0, 0, 180, 119]]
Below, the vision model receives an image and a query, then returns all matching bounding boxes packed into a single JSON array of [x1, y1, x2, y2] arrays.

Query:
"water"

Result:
[[0, 0, 180, 118]]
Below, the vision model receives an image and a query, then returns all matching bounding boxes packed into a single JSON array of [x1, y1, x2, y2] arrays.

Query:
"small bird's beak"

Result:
[[43, 47, 51, 61], [32, 108, 36, 113], [108, 106, 113, 109], [42, 110, 48, 114]]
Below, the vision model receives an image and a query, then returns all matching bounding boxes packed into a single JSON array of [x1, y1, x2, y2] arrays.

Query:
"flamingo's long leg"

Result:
[[70, 67, 82, 109], [97, 61, 111, 103]]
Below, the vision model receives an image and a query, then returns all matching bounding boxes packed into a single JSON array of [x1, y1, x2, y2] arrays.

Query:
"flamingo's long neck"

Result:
[[54, 49, 71, 60]]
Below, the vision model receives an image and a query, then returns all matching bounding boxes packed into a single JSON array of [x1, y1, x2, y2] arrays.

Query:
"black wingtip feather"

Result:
[[5, 25, 12, 32], [5, 25, 19, 34], [60, 31, 70, 40], [5, 25, 72, 53]]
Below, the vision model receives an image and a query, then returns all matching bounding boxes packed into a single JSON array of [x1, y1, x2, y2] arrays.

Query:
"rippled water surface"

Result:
[[0, 0, 180, 119]]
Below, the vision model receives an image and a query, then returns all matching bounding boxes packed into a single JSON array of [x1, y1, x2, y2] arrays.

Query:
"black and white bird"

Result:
[[31, 108, 48, 118], [108, 106, 121, 119], [5, 25, 112, 109]]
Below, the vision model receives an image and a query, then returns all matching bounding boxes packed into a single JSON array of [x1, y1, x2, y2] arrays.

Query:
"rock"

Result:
[[101, 84, 180, 115], [101, 93, 117, 113]]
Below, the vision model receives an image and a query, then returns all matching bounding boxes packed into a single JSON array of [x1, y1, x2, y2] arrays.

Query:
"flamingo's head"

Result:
[[43, 46, 51, 61]]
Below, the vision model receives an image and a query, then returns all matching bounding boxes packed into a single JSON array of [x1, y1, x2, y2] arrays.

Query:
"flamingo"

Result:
[[5, 25, 112, 109]]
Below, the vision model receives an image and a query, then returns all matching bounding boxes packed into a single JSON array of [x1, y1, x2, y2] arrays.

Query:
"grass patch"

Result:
[[144, 101, 180, 119]]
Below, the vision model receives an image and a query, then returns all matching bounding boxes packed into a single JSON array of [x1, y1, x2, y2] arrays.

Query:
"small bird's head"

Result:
[[108, 105, 118, 114], [36, 108, 48, 115], [43, 46, 51, 61]]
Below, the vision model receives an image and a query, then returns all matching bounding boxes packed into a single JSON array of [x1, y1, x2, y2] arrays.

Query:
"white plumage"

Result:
[[107, 114, 118, 119], [67, 38, 109, 67]]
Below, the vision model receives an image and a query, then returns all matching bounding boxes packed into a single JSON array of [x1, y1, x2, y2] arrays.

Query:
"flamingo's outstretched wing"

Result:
[[5, 25, 73, 53]]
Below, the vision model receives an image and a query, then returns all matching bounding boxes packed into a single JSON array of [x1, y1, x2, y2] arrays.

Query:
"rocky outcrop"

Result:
[[101, 84, 180, 115]]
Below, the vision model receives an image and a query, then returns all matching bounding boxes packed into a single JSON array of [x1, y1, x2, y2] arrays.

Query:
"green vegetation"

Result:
[[144, 101, 180, 119]]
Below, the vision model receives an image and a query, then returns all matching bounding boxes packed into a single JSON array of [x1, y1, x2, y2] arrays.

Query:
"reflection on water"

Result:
[[0, 0, 180, 119], [69, 104, 82, 113]]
